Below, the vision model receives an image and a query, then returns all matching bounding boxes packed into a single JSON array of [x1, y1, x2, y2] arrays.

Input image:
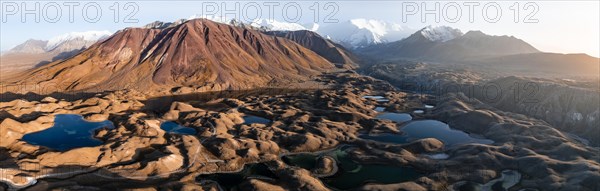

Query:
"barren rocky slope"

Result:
[[264, 30, 359, 69]]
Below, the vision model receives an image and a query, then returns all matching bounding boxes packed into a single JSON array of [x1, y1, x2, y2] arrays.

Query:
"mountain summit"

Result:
[[418, 26, 463, 42]]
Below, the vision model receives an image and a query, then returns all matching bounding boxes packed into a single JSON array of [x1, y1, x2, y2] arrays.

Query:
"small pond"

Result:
[[374, 107, 385, 112], [243, 115, 271, 125], [22, 114, 115, 151], [375, 112, 413, 123], [362, 95, 389, 102], [160, 121, 197, 135]]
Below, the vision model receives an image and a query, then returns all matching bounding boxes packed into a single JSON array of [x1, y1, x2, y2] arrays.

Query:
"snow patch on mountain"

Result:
[[46, 31, 112, 51], [143, 19, 185, 29], [317, 19, 415, 49], [187, 15, 315, 32], [419, 26, 463, 42], [188, 14, 230, 24], [350, 19, 403, 39], [250, 18, 309, 31], [307, 23, 319, 31]]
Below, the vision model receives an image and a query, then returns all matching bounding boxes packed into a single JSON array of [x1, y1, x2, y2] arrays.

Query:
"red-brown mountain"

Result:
[[5, 19, 335, 93]]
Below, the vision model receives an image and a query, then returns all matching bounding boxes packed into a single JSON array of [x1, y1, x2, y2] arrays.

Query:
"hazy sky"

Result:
[[1, 1, 598, 57]]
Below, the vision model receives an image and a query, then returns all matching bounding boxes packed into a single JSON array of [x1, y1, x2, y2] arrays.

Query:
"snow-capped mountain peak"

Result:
[[143, 19, 186, 29], [46, 31, 112, 51], [349, 18, 407, 37], [419, 25, 463, 42], [188, 14, 230, 24], [317, 19, 415, 49], [308, 23, 320, 31], [186, 15, 314, 32], [250, 18, 309, 31]]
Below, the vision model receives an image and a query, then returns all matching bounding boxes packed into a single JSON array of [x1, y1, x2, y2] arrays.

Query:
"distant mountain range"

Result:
[[5, 39, 48, 54], [1, 31, 111, 72], [5, 31, 112, 55], [359, 26, 539, 61]]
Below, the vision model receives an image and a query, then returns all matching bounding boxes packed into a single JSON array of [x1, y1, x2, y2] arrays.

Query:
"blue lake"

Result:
[[363, 95, 389, 102], [362, 95, 385, 99], [160, 121, 197, 135], [376, 112, 413, 123], [22, 114, 115, 151], [361, 120, 493, 146], [243, 115, 271, 125]]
